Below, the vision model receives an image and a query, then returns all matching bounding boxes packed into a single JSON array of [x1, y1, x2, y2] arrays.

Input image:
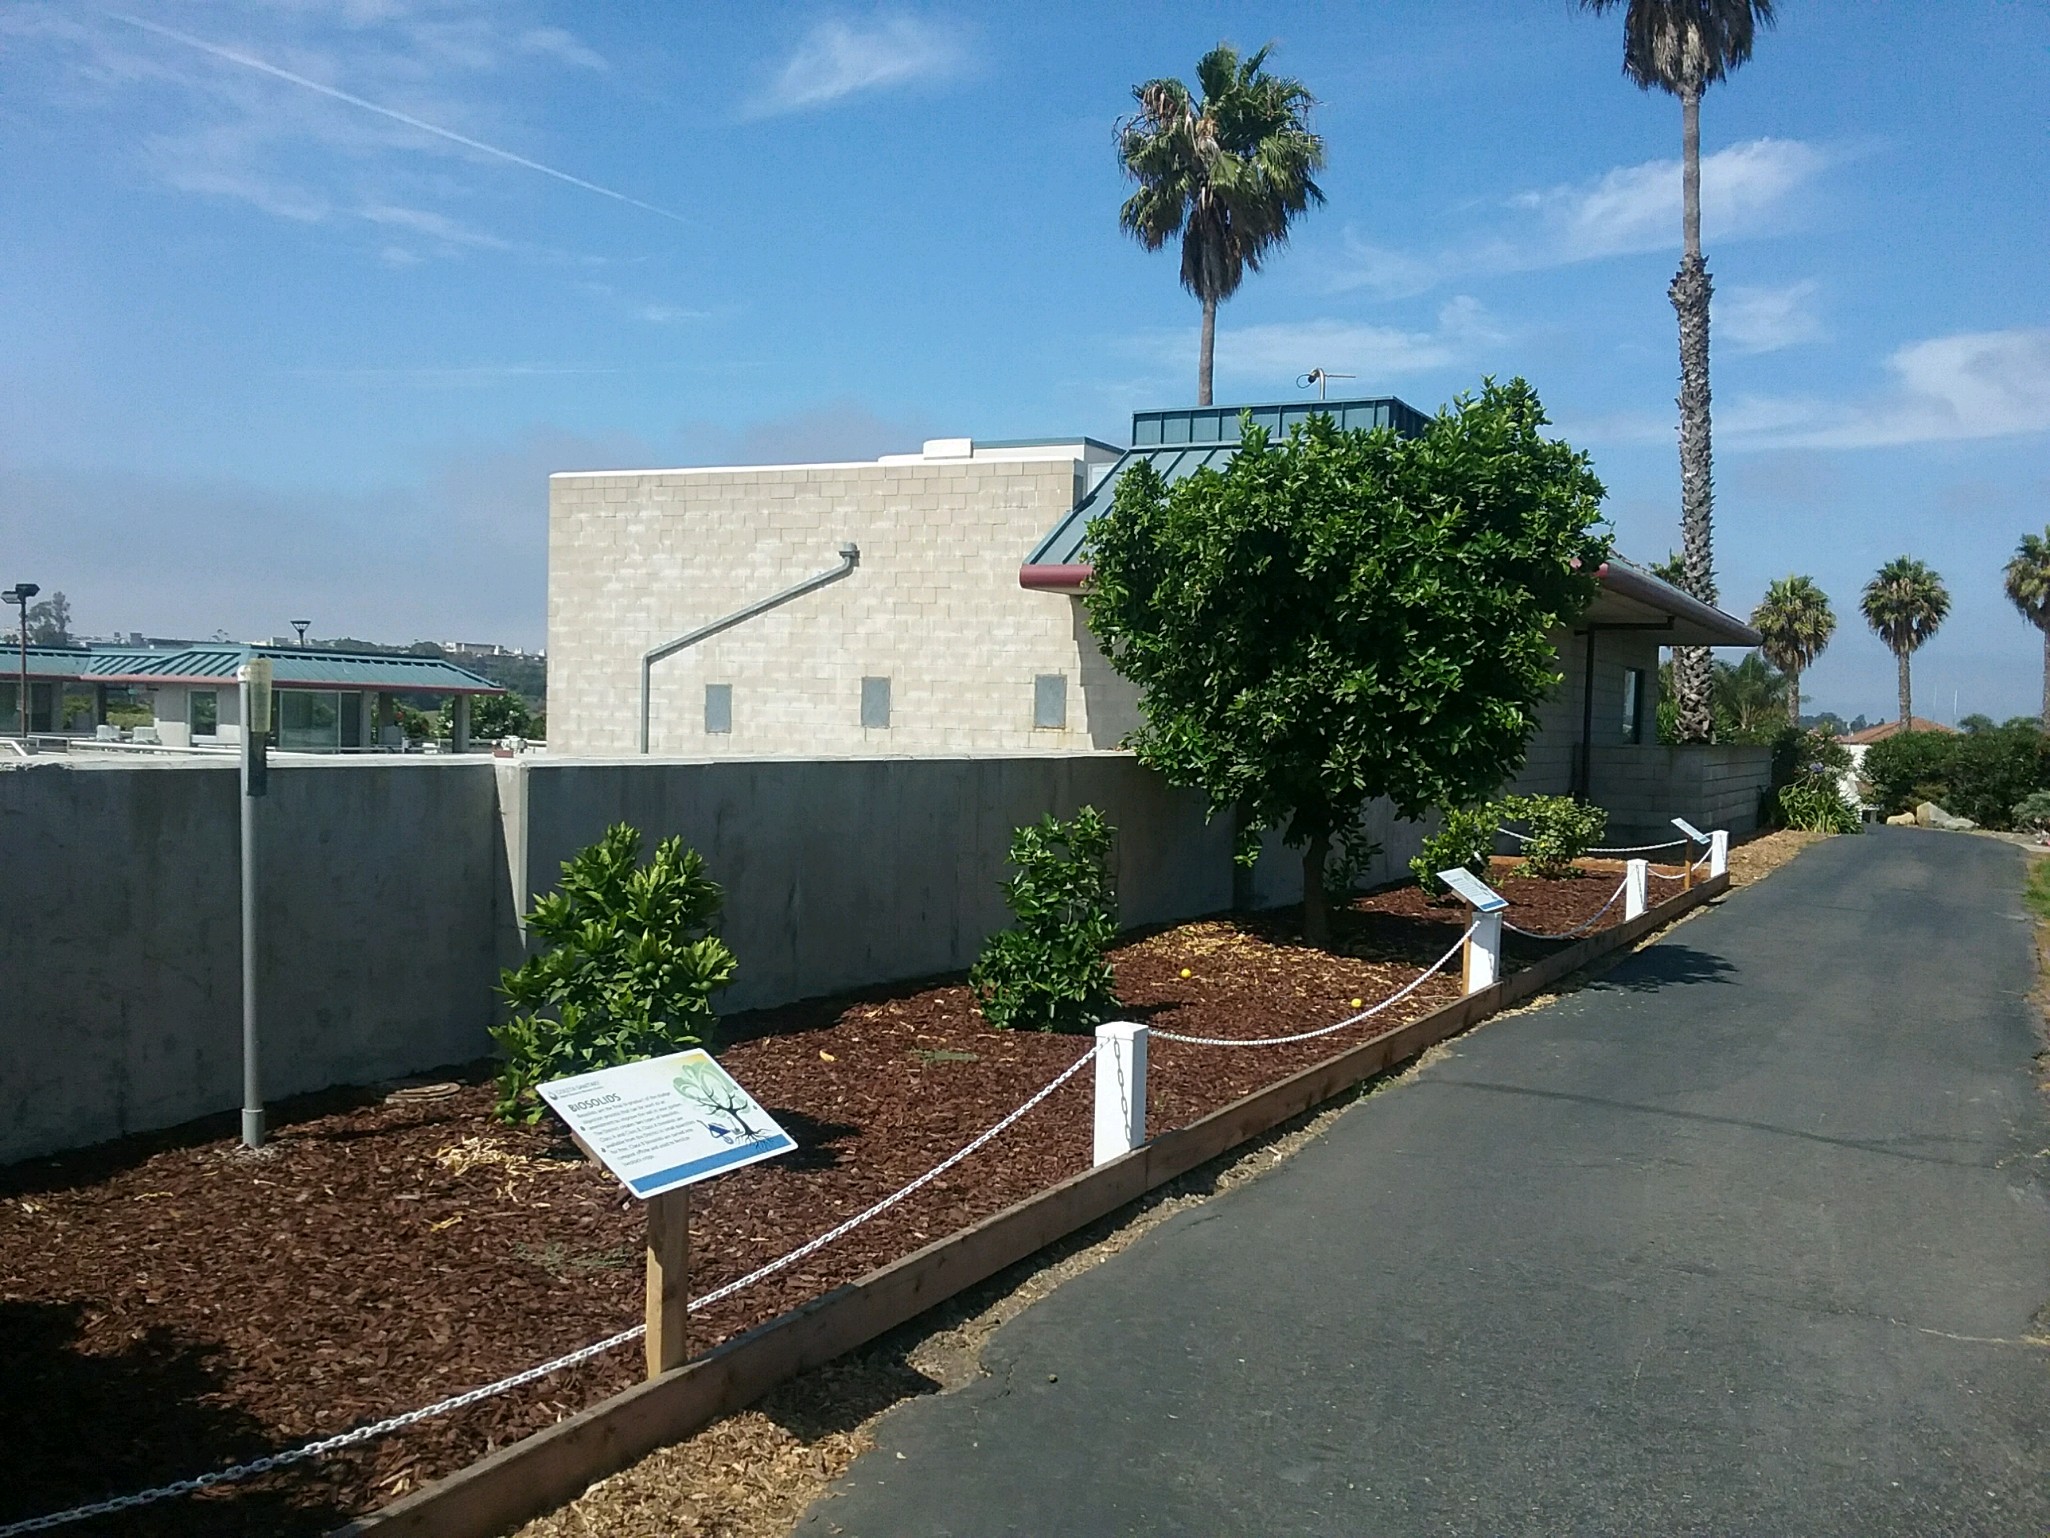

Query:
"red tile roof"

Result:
[[1841, 717, 1955, 744]]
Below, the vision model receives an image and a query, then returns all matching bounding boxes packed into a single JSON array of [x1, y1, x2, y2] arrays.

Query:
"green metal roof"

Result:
[[7, 643, 504, 693], [1025, 396, 1428, 568]]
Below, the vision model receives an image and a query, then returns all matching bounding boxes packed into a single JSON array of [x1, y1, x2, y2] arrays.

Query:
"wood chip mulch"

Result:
[[0, 866, 1652, 1537]]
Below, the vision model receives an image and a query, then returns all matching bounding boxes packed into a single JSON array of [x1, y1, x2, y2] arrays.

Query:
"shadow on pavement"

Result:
[[1589, 942, 1737, 993]]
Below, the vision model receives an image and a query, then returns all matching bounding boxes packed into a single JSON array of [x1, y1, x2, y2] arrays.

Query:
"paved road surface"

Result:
[[797, 830, 2050, 1537]]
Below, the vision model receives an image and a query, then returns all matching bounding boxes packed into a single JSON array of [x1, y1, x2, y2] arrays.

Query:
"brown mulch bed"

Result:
[[0, 865, 1657, 1536]]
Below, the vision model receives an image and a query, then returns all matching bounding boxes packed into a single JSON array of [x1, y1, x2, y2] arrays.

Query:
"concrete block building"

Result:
[[547, 397, 1765, 839]]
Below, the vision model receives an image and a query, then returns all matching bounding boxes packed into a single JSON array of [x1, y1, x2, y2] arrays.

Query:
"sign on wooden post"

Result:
[[1436, 868, 1508, 995], [540, 1049, 792, 1380], [1671, 818, 1707, 890]]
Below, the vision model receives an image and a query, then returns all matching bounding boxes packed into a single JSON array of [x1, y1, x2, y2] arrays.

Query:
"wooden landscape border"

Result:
[[338, 873, 1729, 1538]]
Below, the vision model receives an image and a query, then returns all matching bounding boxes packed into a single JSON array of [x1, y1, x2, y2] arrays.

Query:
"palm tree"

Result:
[[1710, 653, 1791, 739], [1750, 575, 1835, 729], [2003, 528, 2050, 728], [1860, 558, 1949, 728], [1117, 44, 1326, 406], [1581, 1, 1776, 743]]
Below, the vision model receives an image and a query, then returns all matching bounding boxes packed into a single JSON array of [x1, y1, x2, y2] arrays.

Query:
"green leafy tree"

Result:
[[441, 691, 536, 741], [1750, 575, 1834, 728], [1711, 652, 1792, 740], [970, 808, 1121, 1032], [1581, 0, 1777, 744], [1117, 43, 1326, 406], [1860, 557, 1949, 727], [1083, 379, 1610, 945], [492, 824, 737, 1122], [2002, 528, 2050, 728], [26, 591, 72, 646]]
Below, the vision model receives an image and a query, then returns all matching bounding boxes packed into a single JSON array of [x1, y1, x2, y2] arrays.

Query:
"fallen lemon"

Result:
[[1179, 968, 1192, 979], [1350, 998, 1363, 1008], [819, 1050, 837, 1062]]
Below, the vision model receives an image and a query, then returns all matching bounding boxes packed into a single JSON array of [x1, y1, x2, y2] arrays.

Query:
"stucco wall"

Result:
[[0, 757, 506, 1164], [547, 449, 1142, 758]]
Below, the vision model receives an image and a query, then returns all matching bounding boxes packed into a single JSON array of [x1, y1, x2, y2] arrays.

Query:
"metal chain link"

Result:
[[0, 1045, 1099, 1536], [1151, 925, 1473, 1048], [1501, 876, 1630, 941]]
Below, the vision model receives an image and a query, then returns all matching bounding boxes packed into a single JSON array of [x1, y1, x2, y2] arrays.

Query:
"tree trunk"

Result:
[[1681, 87, 1702, 260], [1897, 649, 1913, 730], [1198, 294, 1216, 406], [1787, 663, 1801, 730], [1300, 833, 1330, 947], [1669, 85, 1717, 746], [2041, 626, 2049, 730]]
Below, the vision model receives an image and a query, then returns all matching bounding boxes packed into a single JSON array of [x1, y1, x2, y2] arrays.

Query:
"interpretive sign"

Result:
[[1670, 817, 1708, 844], [539, 1049, 794, 1200], [1436, 867, 1508, 913]]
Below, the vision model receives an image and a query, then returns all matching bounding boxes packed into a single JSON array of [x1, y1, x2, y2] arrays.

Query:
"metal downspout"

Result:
[[1577, 627, 1596, 801], [638, 544, 860, 754]]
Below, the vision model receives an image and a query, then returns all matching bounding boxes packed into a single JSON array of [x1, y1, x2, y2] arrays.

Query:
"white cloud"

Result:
[[1333, 138, 1829, 296], [1134, 298, 1503, 390], [1726, 327, 2050, 450], [637, 303, 710, 325], [1717, 280, 1825, 354], [518, 26, 605, 71], [748, 14, 966, 117]]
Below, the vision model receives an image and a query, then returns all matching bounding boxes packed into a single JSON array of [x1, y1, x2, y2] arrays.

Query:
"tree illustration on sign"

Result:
[[671, 1057, 761, 1142]]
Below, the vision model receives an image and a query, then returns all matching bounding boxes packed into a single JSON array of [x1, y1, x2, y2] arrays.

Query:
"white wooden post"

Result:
[[1709, 829, 1729, 879], [1093, 1021, 1148, 1166], [1463, 909, 1502, 995], [1625, 858, 1648, 921]]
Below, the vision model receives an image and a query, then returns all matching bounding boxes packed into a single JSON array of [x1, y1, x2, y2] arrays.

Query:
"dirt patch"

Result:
[[0, 873, 1642, 1536]]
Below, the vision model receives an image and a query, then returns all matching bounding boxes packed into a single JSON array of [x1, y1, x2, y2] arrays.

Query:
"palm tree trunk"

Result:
[[2041, 626, 2050, 729], [1198, 294, 1217, 406], [1670, 85, 1716, 744], [1896, 649, 1913, 729], [1300, 832, 1329, 947], [1787, 663, 1801, 730]]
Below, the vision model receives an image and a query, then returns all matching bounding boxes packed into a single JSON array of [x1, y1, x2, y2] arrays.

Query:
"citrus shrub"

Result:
[[1499, 793, 1606, 878], [971, 807, 1120, 1032], [492, 823, 737, 1122], [1410, 804, 1499, 897]]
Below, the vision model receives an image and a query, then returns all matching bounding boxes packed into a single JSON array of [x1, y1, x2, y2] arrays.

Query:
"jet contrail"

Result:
[[110, 12, 687, 225]]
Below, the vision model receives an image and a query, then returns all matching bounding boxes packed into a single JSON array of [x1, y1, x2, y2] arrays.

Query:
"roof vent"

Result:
[[921, 437, 973, 460]]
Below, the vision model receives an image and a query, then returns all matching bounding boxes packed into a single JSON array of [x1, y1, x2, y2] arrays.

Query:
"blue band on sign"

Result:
[[627, 1132, 796, 1196]]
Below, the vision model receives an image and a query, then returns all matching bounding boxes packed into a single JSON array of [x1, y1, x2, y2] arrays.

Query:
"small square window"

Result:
[[704, 683, 732, 734], [1621, 668, 1646, 743], [860, 676, 891, 729], [1033, 673, 1068, 730]]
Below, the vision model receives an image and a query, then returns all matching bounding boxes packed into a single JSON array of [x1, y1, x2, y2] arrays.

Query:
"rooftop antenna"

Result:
[[290, 619, 311, 646], [1296, 368, 1356, 402]]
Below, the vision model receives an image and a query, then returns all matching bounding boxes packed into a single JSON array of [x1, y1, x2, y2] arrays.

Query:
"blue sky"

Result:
[[2, 2, 2045, 723]]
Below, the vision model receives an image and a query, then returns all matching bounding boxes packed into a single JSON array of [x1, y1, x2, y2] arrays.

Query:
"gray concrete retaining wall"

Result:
[[0, 757, 506, 1164]]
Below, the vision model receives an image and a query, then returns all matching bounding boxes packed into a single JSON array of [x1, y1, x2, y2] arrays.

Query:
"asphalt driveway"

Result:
[[797, 830, 2050, 1537]]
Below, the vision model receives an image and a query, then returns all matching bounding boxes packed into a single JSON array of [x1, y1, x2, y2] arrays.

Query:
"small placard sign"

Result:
[[1436, 867, 1508, 913], [1670, 817, 1708, 844], [539, 1049, 794, 1200]]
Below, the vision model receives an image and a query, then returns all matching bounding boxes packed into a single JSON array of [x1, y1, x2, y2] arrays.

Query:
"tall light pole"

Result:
[[239, 657, 274, 1149], [291, 619, 311, 646], [2, 583, 38, 738]]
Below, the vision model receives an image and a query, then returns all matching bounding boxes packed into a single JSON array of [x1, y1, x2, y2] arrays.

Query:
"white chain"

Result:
[[1496, 827, 1687, 857], [1502, 876, 1629, 941], [0, 1044, 1098, 1537], [1151, 925, 1473, 1047]]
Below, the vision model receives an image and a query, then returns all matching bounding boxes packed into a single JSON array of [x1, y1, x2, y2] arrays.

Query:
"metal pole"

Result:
[[15, 598, 27, 740], [239, 662, 271, 1149]]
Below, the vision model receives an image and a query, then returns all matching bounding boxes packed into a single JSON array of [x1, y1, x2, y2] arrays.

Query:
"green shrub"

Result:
[[1777, 781, 1860, 834], [1860, 731, 1958, 816], [1863, 724, 2049, 828], [2012, 790, 2050, 833], [1499, 794, 1606, 878], [971, 807, 1121, 1032], [1769, 725, 1850, 794], [492, 823, 737, 1122], [1410, 803, 1499, 896]]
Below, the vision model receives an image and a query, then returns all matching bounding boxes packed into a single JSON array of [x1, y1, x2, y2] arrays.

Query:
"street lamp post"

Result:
[[2, 583, 38, 739]]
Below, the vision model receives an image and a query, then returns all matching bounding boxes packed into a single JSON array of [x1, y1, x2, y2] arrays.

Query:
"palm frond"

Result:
[[1580, 0, 1777, 95]]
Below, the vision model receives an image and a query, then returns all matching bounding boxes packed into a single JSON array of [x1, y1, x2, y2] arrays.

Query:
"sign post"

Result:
[[238, 658, 273, 1150], [1671, 818, 1708, 890], [540, 1049, 793, 1380], [1436, 867, 1509, 995]]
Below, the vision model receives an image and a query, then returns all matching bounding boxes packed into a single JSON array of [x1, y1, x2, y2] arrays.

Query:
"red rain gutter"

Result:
[[1019, 563, 1092, 592]]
